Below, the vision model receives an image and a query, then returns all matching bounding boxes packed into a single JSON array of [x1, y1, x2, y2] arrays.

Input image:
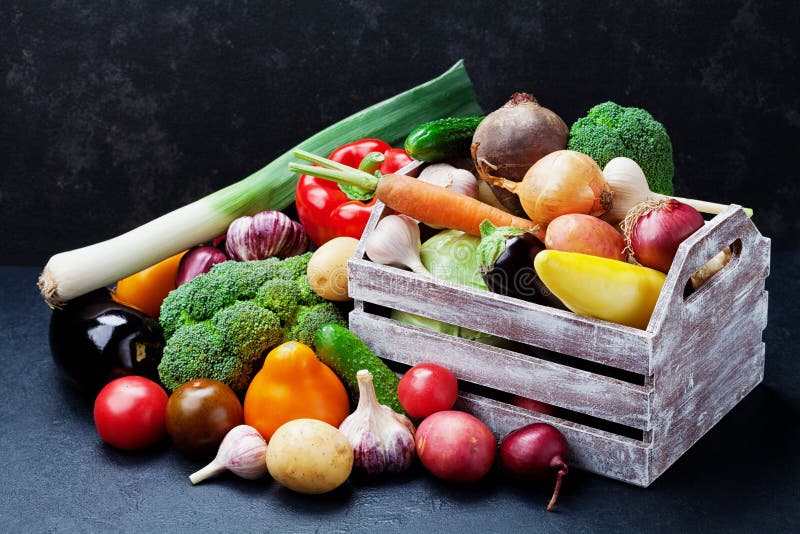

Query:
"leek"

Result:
[[39, 61, 483, 307]]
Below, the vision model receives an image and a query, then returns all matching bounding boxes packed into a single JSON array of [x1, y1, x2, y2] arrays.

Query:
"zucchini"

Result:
[[404, 116, 484, 162], [314, 324, 404, 414]]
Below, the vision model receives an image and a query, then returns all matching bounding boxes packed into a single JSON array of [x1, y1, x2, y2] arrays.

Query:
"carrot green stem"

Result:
[[289, 162, 379, 192]]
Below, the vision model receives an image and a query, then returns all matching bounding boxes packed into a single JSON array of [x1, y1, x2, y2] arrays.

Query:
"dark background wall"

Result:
[[2, 0, 798, 265]]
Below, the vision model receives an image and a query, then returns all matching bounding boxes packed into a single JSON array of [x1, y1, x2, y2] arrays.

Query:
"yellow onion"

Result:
[[482, 150, 613, 229]]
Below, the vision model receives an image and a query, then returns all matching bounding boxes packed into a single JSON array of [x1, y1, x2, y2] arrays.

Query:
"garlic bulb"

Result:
[[189, 425, 268, 484], [602, 157, 752, 223], [418, 163, 479, 198], [365, 215, 430, 275], [226, 210, 309, 261], [601, 157, 655, 224], [338, 370, 416, 475]]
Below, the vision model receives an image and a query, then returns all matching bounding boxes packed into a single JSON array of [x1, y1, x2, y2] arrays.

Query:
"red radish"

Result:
[[499, 423, 569, 511], [545, 213, 626, 261], [621, 198, 704, 273], [415, 411, 496, 483]]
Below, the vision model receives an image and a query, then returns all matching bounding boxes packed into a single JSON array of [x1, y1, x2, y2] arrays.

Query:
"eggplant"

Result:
[[49, 288, 165, 393], [476, 221, 565, 308]]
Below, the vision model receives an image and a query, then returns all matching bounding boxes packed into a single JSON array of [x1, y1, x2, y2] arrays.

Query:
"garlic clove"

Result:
[[339, 370, 416, 475], [189, 425, 268, 485], [365, 215, 430, 276]]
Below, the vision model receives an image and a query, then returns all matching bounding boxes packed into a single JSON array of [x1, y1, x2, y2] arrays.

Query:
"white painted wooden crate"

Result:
[[346, 164, 770, 487]]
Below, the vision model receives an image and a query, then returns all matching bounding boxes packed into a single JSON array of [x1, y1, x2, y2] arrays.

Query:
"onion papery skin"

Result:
[[624, 199, 705, 273], [520, 150, 613, 227]]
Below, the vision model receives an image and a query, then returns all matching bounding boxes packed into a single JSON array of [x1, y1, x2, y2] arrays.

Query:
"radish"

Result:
[[415, 411, 496, 483], [499, 423, 569, 511]]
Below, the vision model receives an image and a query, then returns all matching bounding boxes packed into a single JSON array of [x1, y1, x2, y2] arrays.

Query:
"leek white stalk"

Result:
[[39, 61, 483, 307]]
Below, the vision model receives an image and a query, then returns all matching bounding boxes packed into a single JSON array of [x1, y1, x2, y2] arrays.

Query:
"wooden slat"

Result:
[[349, 258, 653, 375], [350, 309, 652, 429], [648, 341, 764, 483], [647, 283, 767, 482], [456, 393, 651, 487]]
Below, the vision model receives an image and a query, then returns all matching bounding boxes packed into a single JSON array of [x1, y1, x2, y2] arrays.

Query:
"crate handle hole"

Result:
[[683, 239, 742, 301]]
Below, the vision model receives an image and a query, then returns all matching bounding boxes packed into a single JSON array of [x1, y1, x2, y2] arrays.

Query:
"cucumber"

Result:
[[404, 116, 484, 162], [314, 324, 404, 414]]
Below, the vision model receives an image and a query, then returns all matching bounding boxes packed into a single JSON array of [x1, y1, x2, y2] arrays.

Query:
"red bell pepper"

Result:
[[295, 139, 413, 246]]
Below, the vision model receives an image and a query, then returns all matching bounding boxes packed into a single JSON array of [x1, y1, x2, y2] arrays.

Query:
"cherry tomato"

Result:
[[93, 376, 168, 450], [166, 379, 243, 458], [113, 250, 187, 318], [398, 363, 459, 419]]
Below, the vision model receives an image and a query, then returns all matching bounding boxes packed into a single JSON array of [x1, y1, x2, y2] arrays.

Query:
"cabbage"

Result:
[[391, 229, 504, 347], [419, 230, 488, 290]]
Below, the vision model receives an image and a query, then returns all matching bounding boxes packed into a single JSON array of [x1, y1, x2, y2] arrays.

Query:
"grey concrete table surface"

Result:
[[1, 255, 798, 533]]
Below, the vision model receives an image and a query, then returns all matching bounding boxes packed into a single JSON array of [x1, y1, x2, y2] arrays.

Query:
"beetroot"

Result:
[[499, 422, 569, 511], [471, 93, 568, 215]]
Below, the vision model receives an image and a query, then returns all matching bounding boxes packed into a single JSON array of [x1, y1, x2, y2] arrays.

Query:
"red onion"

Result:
[[621, 198, 704, 273], [176, 246, 228, 286], [499, 423, 569, 511], [225, 210, 309, 261]]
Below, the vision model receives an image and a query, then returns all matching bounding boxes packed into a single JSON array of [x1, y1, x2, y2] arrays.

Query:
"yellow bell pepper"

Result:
[[534, 250, 666, 329], [243, 341, 350, 440]]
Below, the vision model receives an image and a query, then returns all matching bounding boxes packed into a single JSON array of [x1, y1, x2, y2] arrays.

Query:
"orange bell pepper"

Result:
[[113, 250, 187, 318], [243, 341, 350, 440]]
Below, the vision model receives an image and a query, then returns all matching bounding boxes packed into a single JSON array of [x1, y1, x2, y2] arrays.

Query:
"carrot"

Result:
[[376, 174, 543, 238], [289, 149, 543, 239]]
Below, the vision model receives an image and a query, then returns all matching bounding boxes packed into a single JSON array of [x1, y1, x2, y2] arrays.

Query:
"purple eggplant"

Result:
[[50, 288, 165, 393], [225, 210, 309, 261], [477, 221, 564, 308]]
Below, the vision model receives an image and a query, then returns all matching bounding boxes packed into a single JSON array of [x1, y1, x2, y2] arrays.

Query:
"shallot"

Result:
[[175, 246, 228, 286]]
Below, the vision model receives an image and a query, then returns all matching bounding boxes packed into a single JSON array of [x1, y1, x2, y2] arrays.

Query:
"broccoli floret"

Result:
[[255, 278, 302, 321], [157, 252, 345, 393], [568, 101, 675, 195]]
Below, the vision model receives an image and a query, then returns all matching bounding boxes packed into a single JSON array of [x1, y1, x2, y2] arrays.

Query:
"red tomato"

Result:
[[398, 363, 459, 419], [93, 376, 168, 450]]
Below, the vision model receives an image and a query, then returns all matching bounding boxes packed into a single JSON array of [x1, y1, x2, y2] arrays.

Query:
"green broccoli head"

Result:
[[157, 322, 226, 392], [568, 101, 675, 195], [157, 252, 345, 393]]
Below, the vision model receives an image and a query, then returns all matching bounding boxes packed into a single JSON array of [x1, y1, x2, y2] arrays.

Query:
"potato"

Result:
[[544, 213, 626, 261], [266, 418, 353, 494], [306, 237, 359, 301]]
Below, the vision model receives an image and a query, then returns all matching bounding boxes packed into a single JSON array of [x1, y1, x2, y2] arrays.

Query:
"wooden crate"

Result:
[[347, 166, 770, 487]]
